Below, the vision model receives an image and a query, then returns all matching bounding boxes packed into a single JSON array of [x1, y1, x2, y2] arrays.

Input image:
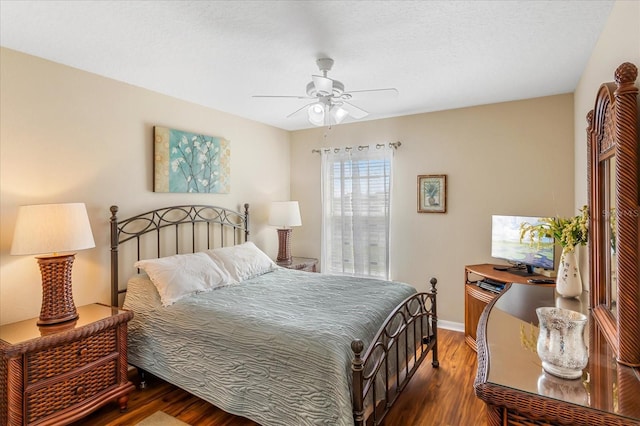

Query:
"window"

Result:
[[320, 145, 393, 279]]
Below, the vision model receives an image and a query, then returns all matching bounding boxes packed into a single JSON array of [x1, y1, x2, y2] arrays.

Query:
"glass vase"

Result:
[[556, 247, 582, 298], [536, 307, 588, 379]]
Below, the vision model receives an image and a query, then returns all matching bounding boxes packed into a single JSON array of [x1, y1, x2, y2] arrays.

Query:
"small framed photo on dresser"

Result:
[[418, 174, 447, 213]]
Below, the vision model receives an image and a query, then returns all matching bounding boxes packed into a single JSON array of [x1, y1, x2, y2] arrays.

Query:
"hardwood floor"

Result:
[[72, 329, 486, 426]]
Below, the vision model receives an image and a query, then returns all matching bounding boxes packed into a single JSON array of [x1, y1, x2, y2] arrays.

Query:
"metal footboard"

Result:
[[351, 277, 439, 426]]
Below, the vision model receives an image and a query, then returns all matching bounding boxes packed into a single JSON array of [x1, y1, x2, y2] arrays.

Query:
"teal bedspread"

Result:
[[123, 268, 417, 426]]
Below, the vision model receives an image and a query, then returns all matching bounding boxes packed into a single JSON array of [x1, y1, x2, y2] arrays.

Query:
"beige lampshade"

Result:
[[11, 203, 96, 256], [268, 201, 302, 228]]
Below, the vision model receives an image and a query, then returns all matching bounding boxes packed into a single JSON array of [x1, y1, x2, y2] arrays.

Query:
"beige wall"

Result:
[[573, 0, 639, 285], [1, 0, 636, 327], [0, 48, 291, 324], [290, 95, 575, 326], [289, 0, 639, 328], [575, 0, 639, 209]]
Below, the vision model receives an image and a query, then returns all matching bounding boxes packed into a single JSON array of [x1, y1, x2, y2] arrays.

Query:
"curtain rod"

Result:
[[311, 141, 401, 154]]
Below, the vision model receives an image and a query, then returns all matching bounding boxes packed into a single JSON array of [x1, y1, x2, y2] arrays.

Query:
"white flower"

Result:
[[171, 158, 181, 172], [520, 206, 589, 250]]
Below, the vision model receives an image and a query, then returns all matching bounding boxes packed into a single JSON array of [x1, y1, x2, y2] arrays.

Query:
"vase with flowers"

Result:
[[520, 206, 589, 298]]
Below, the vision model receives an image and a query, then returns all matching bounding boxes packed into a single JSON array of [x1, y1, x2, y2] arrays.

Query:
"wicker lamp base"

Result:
[[36, 253, 79, 326], [276, 228, 293, 264]]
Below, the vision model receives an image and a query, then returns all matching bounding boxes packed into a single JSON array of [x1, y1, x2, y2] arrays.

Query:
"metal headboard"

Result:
[[110, 204, 249, 306]]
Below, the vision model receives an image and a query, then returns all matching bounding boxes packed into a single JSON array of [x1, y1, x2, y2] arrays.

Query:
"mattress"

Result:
[[123, 268, 417, 426]]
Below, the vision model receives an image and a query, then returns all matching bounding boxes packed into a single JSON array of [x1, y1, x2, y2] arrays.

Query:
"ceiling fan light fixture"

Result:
[[330, 105, 349, 124], [307, 102, 325, 126]]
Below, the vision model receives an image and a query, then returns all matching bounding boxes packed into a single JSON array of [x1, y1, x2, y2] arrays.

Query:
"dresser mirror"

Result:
[[587, 61, 640, 367], [606, 155, 617, 317], [599, 154, 617, 315]]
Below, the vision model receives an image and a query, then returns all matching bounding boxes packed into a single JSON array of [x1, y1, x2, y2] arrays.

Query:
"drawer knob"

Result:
[[78, 347, 88, 357], [76, 385, 85, 395]]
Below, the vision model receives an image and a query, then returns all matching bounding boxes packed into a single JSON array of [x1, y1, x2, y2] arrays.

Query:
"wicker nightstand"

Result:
[[277, 256, 319, 272], [0, 303, 135, 426]]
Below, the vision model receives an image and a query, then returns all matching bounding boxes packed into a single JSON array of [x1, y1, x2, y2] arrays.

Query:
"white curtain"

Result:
[[320, 145, 394, 279]]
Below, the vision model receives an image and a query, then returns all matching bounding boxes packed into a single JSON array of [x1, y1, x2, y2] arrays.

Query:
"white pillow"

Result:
[[206, 241, 277, 282], [134, 252, 234, 306]]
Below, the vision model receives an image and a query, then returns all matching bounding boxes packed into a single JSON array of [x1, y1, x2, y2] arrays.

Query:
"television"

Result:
[[491, 215, 555, 275]]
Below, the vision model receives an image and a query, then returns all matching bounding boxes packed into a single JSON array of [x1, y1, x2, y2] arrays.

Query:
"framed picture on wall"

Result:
[[153, 126, 231, 193], [417, 174, 447, 213]]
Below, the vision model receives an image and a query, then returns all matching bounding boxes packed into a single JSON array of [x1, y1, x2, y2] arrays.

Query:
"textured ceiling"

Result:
[[0, 0, 614, 131]]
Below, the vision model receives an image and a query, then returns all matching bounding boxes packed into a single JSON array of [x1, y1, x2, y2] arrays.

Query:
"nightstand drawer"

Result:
[[26, 328, 117, 384], [25, 358, 117, 424]]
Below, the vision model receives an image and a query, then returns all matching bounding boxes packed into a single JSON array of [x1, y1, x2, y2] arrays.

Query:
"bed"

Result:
[[110, 204, 438, 426]]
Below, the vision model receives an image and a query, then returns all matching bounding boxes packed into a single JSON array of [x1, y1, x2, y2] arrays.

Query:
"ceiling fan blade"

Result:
[[343, 88, 399, 98], [253, 95, 312, 99], [341, 101, 369, 119], [312, 75, 334, 96], [286, 101, 317, 118]]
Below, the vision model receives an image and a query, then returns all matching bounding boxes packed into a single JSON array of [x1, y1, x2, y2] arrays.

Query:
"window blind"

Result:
[[320, 145, 393, 279]]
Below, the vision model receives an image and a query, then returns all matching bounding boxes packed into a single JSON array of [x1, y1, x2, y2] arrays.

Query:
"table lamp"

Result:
[[11, 203, 95, 325], [268, 201, 302, 264]]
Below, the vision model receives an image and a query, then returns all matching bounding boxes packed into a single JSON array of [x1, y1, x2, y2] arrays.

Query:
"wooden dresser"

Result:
[[0, 304, 135, 426], [474, 284, 640, 426]]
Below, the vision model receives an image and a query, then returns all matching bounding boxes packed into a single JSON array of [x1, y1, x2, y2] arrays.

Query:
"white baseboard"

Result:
[[437, 320, 464, 332]]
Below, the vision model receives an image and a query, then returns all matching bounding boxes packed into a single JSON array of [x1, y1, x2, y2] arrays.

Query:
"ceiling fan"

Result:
[[253, 58, 398, 127]]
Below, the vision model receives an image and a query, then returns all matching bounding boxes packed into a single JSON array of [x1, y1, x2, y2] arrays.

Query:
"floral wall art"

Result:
[[154, 126, 230, 193]]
